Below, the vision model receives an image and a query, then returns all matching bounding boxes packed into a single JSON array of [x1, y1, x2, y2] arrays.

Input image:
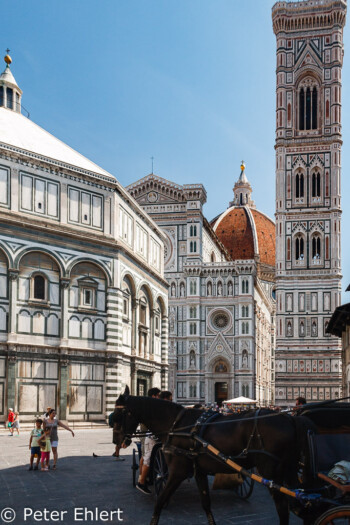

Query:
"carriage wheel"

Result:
[[152, 447, 168, 497], [234, 472, 254, 499], [131, 448, 139, 487], [314, 505, 350, 525]]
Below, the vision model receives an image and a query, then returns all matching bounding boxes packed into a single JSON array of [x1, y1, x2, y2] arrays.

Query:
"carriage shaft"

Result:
[[194, 436, 297, 499]]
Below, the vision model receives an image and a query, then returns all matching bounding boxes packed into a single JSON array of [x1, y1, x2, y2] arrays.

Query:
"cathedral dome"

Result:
[[211, 163, 275, 269]]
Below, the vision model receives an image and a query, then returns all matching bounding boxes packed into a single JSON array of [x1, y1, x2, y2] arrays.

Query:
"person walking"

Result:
[[7, 408, 14, 436], [43, 409, 74, 470], [12, 412, 20, 435]]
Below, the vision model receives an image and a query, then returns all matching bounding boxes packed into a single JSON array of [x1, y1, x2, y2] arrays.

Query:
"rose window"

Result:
[[212, 312, 229, 330]]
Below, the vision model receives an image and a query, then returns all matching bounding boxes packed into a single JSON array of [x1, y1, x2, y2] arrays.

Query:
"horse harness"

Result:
[[163, 408, 280, 464]]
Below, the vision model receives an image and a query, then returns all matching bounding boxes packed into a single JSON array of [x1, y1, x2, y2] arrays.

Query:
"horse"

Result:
[[114, 386, 315, 525]]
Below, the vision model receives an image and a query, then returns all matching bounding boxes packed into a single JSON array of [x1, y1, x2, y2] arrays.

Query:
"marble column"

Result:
[[60, 278, 70, 346], [7, 269, 19, 343]]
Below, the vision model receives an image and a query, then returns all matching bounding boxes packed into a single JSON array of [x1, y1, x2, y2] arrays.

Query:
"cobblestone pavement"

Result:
[[0, 428, 301, 525]]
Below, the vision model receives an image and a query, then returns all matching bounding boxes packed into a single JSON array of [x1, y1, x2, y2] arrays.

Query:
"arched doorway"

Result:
[[214, 359, 229, 405], [215, 382, 228, 405]]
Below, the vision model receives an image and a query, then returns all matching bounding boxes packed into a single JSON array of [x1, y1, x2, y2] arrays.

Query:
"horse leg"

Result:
[[149, 471, 186, 525], [194, 471, 216, 525], [269, 489, 289, 525]]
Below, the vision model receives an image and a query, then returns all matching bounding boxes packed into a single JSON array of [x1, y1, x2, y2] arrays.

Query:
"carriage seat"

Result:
[[308, 431, 350, 479]]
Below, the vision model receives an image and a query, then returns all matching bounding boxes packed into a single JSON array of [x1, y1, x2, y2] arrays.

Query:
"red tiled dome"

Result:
[[212, 206, 275, 266]]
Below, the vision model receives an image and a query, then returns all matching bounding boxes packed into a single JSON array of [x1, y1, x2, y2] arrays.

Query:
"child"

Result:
[[38, 428, 51, 471], [28, 419, 43, 471], [12, 412, 20, 435], [7, 408, 14, 436]]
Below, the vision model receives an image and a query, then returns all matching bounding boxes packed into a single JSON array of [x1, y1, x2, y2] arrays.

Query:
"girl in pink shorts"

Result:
[[38, 428, 51, 471]]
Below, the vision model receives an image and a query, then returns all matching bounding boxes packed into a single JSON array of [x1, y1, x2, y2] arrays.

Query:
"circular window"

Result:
[[211, 311, 230, 331]]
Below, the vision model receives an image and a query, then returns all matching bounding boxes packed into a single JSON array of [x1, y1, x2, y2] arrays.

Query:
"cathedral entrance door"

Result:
[[215, 382, 228, 406]]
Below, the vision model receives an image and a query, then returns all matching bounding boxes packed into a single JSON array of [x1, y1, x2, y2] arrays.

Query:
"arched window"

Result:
[[240, 193, 243, 205], [295, 236, 304, 260], [189, 306, 196, 318], [312, 235, 321, 259], [299, 88, 305, 130], [0, 87, 3, 106], [242, 322, 249, 335], [296, 172, 304, 198], [33, 275, 46, 300], [312, 172, 321, 197], [299, 79, 318, 131], [242, 306, 249, 317], [287, 238, 291, 260], [242, 279, 249, 294], [6, 88, 13, 109], [190, 280, 197, 295], [189, 323, 196, 335], [190, 225, 197, 237], [211, 252, 216, 262], [242, 385, 249, 397]]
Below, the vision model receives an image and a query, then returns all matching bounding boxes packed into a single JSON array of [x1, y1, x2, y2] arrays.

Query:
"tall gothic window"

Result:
[[6, 88, 13, 109], [312, 172, 321, 198], [190, 225, 197, 237], [299, 80, 318, 131], [295, 236, 304, 260], [296, 173, 304, 198], [242, 279, 249, 294], [190, 280, 197, 295], [312, 235, 321, 259]]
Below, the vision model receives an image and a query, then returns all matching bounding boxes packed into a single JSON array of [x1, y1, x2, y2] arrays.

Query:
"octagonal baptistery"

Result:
[[211, 163, 275, 282]]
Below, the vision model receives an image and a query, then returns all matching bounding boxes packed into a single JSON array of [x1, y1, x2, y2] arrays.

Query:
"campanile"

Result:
[[272, 0, 346, 404]]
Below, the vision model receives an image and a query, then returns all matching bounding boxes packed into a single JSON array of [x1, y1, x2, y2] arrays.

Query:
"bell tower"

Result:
[[272, 0, 346, 405]]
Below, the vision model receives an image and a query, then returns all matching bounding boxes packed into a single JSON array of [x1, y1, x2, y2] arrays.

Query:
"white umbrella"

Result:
[[223, 396, 257, 404]]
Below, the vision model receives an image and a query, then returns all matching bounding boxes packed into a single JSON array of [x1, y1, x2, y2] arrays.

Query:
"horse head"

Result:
[[113, 385, 139, 449]]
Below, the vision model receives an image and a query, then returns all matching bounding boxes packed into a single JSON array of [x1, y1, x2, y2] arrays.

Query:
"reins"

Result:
[[120, 407, 295, 439]]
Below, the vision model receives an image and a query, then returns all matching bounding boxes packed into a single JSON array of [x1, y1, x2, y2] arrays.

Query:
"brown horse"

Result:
[[114, 386, 314, 525]]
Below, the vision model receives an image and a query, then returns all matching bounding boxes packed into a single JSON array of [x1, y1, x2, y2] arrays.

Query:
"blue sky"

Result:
[[3, 0, 350, 297]]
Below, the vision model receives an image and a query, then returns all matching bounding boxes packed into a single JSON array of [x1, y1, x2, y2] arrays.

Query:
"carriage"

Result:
[[292, 402, 350, 524], [131, 437, 254, 499], [114, 388, 350, 525]]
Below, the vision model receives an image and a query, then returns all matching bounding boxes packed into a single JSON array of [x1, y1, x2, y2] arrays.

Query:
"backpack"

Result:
[[108, 412, 114, 428]]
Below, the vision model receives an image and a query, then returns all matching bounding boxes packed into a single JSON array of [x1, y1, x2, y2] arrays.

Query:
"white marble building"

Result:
[[127, 164, 276, 406], [0, 56, 168, 422]]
